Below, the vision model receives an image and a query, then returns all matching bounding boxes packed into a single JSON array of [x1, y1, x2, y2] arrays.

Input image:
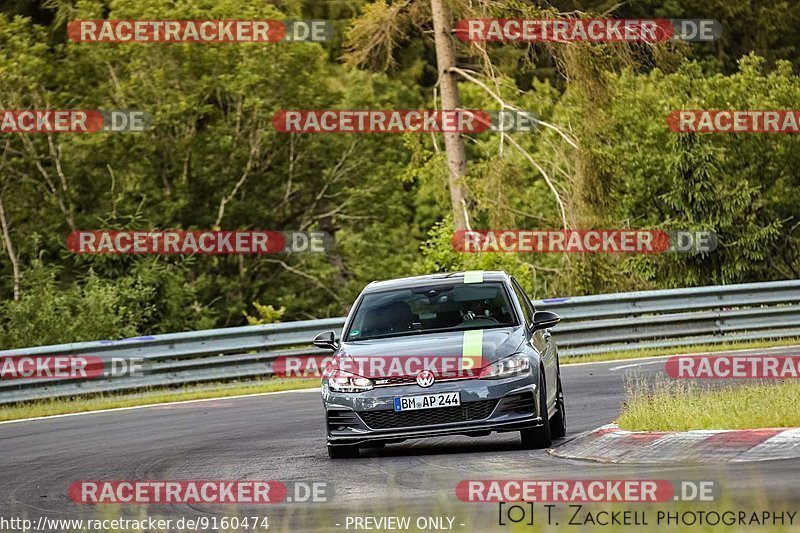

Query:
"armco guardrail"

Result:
[[1, 279, 799, 404]]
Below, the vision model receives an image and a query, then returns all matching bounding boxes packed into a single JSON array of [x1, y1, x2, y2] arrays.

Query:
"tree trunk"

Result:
[[0, 196, 20, 301], [430, 0, 468, 231]]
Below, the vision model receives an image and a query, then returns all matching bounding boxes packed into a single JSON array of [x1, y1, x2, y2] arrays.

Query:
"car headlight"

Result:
[[325, 370, 374, 393], [479, 353, 531, 379]]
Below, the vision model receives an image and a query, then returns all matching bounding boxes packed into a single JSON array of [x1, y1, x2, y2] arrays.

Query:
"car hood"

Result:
[[337, 326, 526, 374]]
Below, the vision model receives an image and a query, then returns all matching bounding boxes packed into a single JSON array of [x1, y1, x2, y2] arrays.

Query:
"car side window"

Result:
[[522, 284, 537, 314], [510, 278, 533, 327]]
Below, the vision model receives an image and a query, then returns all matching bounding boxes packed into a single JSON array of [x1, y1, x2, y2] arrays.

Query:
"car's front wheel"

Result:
[[520, 372, 552, 449], [327, 444, 360, 459]]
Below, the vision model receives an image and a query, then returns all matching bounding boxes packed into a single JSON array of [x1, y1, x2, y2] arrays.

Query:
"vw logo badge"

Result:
[[416, 370, 435, 388]]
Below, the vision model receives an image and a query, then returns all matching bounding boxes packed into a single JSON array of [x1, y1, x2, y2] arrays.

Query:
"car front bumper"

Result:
[[322, 372, 543, 446]]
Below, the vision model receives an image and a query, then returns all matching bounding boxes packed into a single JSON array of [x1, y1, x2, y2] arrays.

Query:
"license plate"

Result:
[[394, 392, 460, 412]]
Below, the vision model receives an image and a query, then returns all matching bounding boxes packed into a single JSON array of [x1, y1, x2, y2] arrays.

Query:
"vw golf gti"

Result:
[[316, 270, 566, 458]]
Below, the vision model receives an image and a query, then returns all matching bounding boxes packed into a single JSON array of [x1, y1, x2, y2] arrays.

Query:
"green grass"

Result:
[[0, 377, 319, 422], [561, 337, 800, 365], [617, 375, 800, 431]]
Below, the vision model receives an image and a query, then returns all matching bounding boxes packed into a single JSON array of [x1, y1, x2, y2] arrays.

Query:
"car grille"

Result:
[[373, 376, 417, 387], [358, 399, 499, 430], [373, 375, 474, 387]]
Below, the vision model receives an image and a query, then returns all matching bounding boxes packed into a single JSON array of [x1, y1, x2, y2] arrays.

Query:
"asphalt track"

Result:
[[2, 347, 799, 531]]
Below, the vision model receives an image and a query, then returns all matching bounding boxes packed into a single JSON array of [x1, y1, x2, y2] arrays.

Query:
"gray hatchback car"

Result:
[[315, 270, 566, 458]]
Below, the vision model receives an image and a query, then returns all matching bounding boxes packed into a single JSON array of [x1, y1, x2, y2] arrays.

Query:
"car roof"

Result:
[[363, 271, 511, 293]]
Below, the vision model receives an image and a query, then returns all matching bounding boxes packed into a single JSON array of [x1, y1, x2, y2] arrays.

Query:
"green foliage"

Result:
[[0, 259, 213, 348], [0, 1, 798, 348], [244, 302, 287, 325], [414, 217, 540, 295]]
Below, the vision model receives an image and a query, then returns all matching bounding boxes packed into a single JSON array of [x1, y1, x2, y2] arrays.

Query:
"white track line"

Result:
[[0, 387, 321, 427], [565, 344, 800, 369], [609, 358, 670, 371]]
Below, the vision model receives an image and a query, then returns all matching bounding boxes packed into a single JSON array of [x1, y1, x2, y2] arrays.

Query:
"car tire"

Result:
[[550, 372, 567, 439], [327, 444, 360, 459], [520, 372, 552, 449]]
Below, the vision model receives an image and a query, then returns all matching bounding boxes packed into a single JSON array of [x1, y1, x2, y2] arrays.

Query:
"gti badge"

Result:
[[416, 370, 435, 388]]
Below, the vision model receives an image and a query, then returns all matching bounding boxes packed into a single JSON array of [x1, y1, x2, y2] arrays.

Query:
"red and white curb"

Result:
[[549, 423, 800, 464]]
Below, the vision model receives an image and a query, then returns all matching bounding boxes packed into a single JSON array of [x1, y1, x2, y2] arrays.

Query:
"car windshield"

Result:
[[345, 282, 518, 341]]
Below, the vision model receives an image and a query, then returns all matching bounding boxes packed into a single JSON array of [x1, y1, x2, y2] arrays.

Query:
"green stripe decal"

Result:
[[462, 329, 484, 357], [462, 329, 484, 371], [463, 270, 484, 284]]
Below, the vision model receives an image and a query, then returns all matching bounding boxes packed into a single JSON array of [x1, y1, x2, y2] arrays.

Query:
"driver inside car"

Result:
[[461, 299, 490, 321]]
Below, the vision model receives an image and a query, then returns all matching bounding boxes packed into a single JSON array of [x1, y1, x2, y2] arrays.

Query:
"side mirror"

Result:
[[313, 331, 338, 351], [532, 311, 561, 332]]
